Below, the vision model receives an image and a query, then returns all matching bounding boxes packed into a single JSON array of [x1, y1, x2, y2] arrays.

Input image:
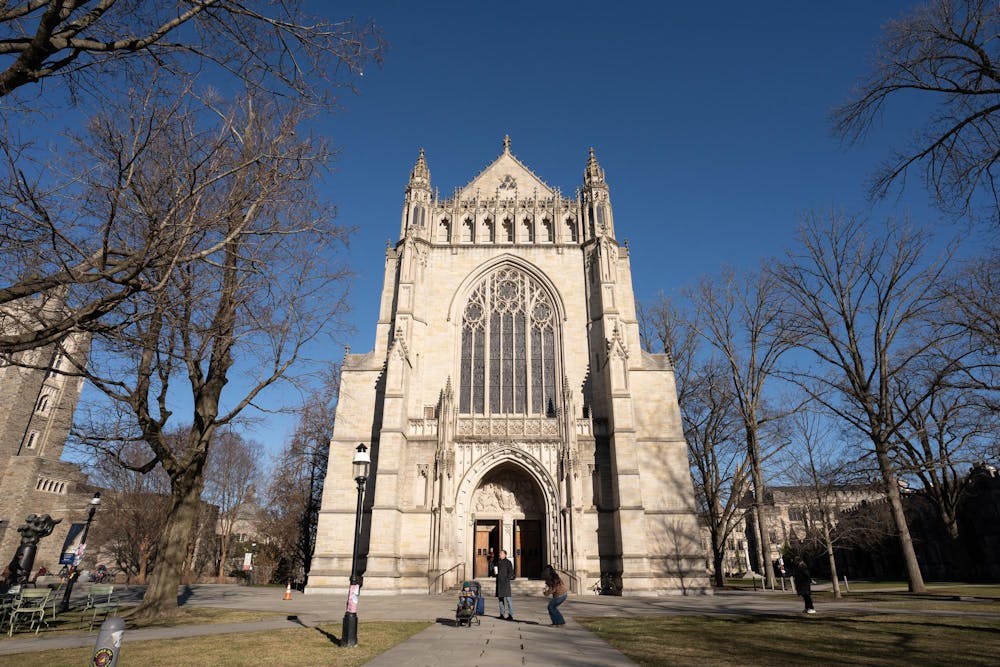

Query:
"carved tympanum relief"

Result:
[[473, 472, 540, 514]]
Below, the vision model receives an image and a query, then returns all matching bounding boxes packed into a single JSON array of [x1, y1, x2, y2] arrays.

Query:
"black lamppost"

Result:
[[341, 443, 370, 648], [59, 492, 101, 613]]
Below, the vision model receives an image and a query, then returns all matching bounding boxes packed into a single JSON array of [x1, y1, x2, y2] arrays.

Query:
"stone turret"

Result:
[[581, 148, 615, 241], [400, 148, 433, 238]]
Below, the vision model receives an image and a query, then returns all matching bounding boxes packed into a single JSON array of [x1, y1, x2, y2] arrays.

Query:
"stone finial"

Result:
[[584, 146, 606, 187], [503, 134, 511, 153], [409, 147, 431, 187]]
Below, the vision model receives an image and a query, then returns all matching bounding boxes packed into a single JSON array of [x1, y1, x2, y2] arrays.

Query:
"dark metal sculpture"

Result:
[[2, 514, 61, 589]]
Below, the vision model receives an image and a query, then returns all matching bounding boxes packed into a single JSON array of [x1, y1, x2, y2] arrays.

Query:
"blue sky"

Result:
[[66, 1, 951, 458], [239, 0, 950, 453]]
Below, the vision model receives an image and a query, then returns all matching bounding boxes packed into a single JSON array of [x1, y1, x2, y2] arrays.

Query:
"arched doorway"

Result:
[[471, 464, 545, 578]]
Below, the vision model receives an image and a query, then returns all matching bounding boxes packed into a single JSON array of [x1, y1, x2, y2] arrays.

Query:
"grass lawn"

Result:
[[4, 606, 281, 639], [578, 614, 1000, 666], [0, 621, 430, 667]]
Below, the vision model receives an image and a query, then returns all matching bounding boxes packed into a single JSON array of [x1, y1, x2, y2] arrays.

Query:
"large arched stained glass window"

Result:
[[459, 267, 558, 415]]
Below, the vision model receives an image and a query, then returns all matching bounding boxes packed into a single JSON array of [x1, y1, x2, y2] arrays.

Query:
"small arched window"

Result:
[[462, 218, 474, 243], [502, 218, 513, 243], [596, 204, 607, 229], [484, 218, 495, 243], [522, 217, 534, 243], [565, 218, 577, 242], [25, 432, 39, 450], [36, 394, 51, 413], [438, 219, 451, 243], [542, 219, 554, 243]]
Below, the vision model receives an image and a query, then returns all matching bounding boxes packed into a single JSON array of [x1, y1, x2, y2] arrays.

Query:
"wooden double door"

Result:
[[473, 518, 543, 579]]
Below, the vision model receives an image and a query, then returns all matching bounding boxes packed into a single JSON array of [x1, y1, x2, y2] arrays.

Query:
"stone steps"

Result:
[[449, 577, 545, 597]]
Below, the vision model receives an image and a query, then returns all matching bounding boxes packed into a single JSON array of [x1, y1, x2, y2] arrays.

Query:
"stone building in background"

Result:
[[0, 296, 94, 574], [309, 139, 708, 595]]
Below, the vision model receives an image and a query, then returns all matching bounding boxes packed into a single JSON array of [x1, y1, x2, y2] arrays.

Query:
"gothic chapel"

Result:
[[309, 139, 707, 595]]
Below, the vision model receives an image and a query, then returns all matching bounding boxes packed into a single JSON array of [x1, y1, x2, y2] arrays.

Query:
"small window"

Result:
[[462, 218, 474, 243], [36, 394, 51, 413], [484, 218, 495, 243], [542, 219, 554, 242], [502, 218, 513, 243], [25, 432, 39, 449], [438, 219, 451, 243], [565, 218, 577, 242], [522, 217, 534, 242]]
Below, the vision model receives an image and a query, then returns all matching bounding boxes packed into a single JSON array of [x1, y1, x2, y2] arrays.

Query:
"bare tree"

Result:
[[770, 213, 965, 593], [261, 366, 338, 584], [891, 363, 998, 551], [0, 1, 382, 99], [73, 88, 351, 617], [86, 441, 171, 584], [782, 410, 867, 599], [204, 429, 262, 581], [833, 0, 1000, 223], [938, 254, 1000, 402], [645, 296, 749, 587], [0, 3, 382, 354], [687, 266, 796, 589]]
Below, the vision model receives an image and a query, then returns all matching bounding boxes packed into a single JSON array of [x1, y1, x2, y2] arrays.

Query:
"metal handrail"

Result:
[[557, 568, 581, 595], [428, 562, 465, 595]]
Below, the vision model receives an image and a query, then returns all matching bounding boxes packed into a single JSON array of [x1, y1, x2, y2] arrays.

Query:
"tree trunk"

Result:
[[875, 446, 926, 593], [748, 430, 775, 589], [217, 535, 230, 583], [133, 471, 205, 618], [711, 546, 725, 588], [137, 545, 150, 584], [710, 528, 726, 588], [822, 517, 841, 599]]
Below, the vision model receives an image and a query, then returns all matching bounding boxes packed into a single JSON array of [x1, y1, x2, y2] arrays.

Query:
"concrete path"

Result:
[[1, 584, 997, 664]]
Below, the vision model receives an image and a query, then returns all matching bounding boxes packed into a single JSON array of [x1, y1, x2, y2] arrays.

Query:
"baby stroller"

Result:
[[455, 580, 483, 627]]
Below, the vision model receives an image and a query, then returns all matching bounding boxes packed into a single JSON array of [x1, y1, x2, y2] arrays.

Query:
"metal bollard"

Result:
[[91, 616, 125, 667]]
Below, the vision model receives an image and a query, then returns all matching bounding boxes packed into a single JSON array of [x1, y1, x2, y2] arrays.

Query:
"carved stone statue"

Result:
[[2, 514, 61, 589]]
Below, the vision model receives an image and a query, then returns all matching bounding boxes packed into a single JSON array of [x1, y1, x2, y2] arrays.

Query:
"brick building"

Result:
[[0, 298, 94, 575]]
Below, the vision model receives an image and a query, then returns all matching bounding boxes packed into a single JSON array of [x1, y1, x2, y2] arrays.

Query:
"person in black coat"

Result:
[[495, 549, 515, 621], [793, 559, 815, 614]]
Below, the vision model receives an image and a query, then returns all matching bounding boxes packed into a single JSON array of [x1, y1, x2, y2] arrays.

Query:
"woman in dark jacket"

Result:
[[495, 549, 515, 620], [793, 559, 815, 614], [542, 565, 568, 626]]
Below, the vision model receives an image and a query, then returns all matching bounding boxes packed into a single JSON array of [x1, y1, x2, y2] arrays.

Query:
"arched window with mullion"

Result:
[[459, 267, 557, 415]]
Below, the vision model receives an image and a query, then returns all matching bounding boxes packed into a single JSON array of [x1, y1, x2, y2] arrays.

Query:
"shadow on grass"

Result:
[[313, 624, 342, 646]]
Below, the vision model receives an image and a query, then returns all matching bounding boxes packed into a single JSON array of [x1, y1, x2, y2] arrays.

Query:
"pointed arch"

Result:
[[449, 257, 566, 416], [454, 448, 563, 569]]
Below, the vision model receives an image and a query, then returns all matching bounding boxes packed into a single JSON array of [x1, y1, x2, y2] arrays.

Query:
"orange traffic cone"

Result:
[[283, 581, 293, 601]]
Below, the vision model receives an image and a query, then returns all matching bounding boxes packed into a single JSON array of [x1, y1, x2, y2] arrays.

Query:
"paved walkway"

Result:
[[1, 584, 998, 665]]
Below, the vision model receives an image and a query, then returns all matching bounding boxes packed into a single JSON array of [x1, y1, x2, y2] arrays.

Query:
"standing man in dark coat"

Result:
[[793, 558, 815, 614], [495, 549, 515, 621]]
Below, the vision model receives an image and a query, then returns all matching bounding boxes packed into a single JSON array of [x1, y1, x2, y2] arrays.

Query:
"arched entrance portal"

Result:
[[471, 464, 545, 579]]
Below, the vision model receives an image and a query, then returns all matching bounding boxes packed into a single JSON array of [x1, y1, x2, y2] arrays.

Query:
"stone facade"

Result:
[[308, 139, 709, 596], [0, 299, 93, 574], [740, 485, 884, 576]]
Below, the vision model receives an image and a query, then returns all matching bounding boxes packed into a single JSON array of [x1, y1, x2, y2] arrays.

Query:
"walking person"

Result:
[[495, 549, 515, 621], [542, 564, 568, 626], [793, 558, 815, 614]]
